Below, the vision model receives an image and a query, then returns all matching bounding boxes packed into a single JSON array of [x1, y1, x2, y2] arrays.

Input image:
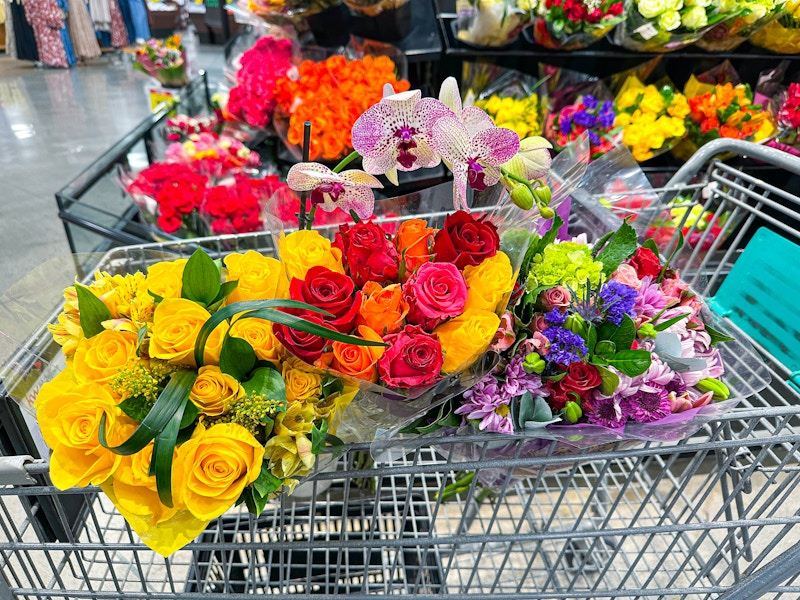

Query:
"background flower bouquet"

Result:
[[132, 35, 189, 88], [772, 82, 800, 155], [453, 0, 532, 47], [696, 0, 786, 51], [544, 93, 619, 158], [530, 0, 625, 50], [750, 0, 800, 52]]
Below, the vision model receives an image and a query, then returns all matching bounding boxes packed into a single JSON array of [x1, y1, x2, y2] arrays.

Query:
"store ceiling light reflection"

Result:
[[11, 124, 35, 140]]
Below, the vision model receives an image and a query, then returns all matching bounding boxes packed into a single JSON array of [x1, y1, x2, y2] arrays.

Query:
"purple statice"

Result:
[[583, 94, 599, 110], [621, 385, 671, 423], [634, 276, 667, 318], [545, 307, 568, 325], [598, 101, 616, 128], [588, 130, 601, 146], [587, 392, 625, 428], [502, 354, 549, 399], [456, 375, 514, 434], [542, 326, 588, 366], [598, 280, 637, 326], [572, 109, 597, 129], [559, 114, 572, 136]]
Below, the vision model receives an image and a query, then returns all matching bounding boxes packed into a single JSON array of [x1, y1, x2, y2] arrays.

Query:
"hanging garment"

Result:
[[56, 0, 77, 65], [11, 1, 38, 61], [126, 0, 149, 41], [23, 0, 68, 67], [88, 0, 111, 31], [116, 0, 134, 45], [66, 0, 101, 60], [108, 0, 128, 47], [4, 0, 17, 59]]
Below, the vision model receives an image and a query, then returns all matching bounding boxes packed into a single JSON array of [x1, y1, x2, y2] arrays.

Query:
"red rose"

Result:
[[289, 266, 363, 333], [403, 262, 468, 330], [377, 325, 443, 388], [559, 363, 602, 397], [567, 2, 585, 21], [432, 211, 500, 269], [273, 313, 329, 364], [609, 2, 624, 15], [545, 379, 570, 410], [334, 222, 400, 287], [628, 247, 662, 279]]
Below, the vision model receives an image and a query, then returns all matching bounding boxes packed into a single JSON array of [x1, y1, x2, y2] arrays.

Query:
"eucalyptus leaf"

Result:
[[654, 331, 682, 356], [659, 354, 708, 373], [74, 284, 112, 338]]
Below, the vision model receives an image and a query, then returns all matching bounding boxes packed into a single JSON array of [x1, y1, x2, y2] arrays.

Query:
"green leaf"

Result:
[[136, 326, 148, 356], [607, 349, 652, 377], [181, 248, 222, 306], [99, 370, 197, 455], [180, 400, 198, 429], [152, 394, 189, 507], [220, 336, 257, 380], [591, 231, 615, 258], [322, 375, 344, 399], [74, 284, 112, 337], [208, 280, 239, 313], [653, 311, 690, 332], [118, 396, 154, 422], [242, 367, 287, 413], [660, 232, 685, 281], [597, 315, 636, 350], [642, 238, 660, 257], [311, 421, 329, 455], [706, 323, 736, 346], [252, 463, 283, 498], [586, 324, 598, 355], [596, 221, 639, 276], [594, 340, 617, 357], [262, 415, 274, 437], [530, 216, 564, 259], [595, 365, 620, 396]]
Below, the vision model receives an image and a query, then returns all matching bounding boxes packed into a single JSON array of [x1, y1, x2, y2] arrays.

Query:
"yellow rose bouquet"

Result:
[[750, 0, 800, 53], [613, 75, 690, 161]]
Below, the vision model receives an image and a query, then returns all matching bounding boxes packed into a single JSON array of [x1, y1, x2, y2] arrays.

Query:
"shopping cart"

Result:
[[1, 140, 800, 600]]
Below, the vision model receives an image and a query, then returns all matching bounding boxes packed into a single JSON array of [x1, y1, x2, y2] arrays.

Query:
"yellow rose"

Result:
[[175, 423, 264, 521], [35, 378, 136, 490], [463, 252, 515, 313], [106, 443, 180, 522], [277, 230, 344, 281], [190, 365, 246, 416], [72, 329, 139, 387], [149, 298, 227, 368], [147, 259, 187, 300], [224, 251, 288, 304], [263, 433, 315, 481], [229, 317, 284, 365], [282, 358, 323, 402], [433, 309, 501, 373]]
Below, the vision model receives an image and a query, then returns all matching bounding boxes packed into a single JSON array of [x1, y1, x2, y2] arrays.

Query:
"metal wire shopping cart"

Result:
[[1, 140, 800, 600]]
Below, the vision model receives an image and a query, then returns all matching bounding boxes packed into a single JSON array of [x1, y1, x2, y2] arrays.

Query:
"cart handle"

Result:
[[0, 456, 38, 486], [666, 139, 800, 190]]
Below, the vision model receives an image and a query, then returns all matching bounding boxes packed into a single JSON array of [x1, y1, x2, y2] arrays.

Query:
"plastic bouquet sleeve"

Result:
[[529, 0, 625, 50], [695, 0, 787, 51], [750, 0, 800, 52], [452, 0, 532, 47]]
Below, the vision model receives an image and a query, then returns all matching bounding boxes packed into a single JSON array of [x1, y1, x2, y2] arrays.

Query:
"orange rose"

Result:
[[356, 282, 409, 336], [395, 218, 435, 279], [318, 325, 385, 383]]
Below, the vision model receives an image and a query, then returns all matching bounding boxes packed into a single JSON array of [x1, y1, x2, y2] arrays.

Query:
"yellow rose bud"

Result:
[[149, 298, 228, 368], [224, 251, 288, 304], [282, 358, 323, 402], [229, 317, 284, 365], [174, 423, 264, 521], [433, 309, 501, 373], [277, 230, 344, 281], [463, 252, 515, 313], [147, 259, 188, 300], [190, 365, 246, 416], [72, 329, 139, 387]]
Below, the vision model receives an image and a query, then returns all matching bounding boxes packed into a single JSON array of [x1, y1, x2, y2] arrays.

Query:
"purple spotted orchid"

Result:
[[351, 89, 453, 185], [286, 163, 383, 220]]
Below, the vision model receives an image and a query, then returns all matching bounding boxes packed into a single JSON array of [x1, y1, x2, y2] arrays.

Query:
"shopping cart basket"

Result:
[[2, 140, 800, 600]]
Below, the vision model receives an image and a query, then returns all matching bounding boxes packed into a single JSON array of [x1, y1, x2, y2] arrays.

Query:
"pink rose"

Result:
[[611, 264, 642, 290], [490, 312, 516, 352], [377, 325, 443, 388], [539, 286, 572, 310], [403, 262, 467, 330], [529, 313, 548, 333], [660, 275, 688, 301]]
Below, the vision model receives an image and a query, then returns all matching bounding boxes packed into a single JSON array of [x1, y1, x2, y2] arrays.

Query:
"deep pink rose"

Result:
[[539, 286, 571, 310], [377, 325, 443, 388], [403, 262, 468, 330]]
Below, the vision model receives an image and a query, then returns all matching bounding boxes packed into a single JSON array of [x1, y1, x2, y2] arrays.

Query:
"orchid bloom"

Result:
[[438, 77, 499, 137], [351, 89, 453, 185], [287, 163, 383, 220], [430, 112, 520, 211]]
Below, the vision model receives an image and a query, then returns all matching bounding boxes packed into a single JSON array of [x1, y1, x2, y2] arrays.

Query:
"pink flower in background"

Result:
[[286, 163, 383, 220]]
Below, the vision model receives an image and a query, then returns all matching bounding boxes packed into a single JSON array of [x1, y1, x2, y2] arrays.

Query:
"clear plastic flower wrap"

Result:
[[528, 0, 625, 50], [695, 0, 786, 51], [757, 61, 800, 157], [750, 0, 800, 53], [452, 0, 533, 47]]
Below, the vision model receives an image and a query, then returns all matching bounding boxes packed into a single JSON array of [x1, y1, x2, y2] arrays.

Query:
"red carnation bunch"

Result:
[[127, 163, 208, 234]]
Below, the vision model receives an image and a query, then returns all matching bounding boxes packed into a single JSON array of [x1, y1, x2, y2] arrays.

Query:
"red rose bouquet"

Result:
[[770, 82, 800, 156], [531, 0, 625, 50]]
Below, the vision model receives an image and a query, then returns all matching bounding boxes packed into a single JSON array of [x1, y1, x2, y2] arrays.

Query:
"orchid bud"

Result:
[[523, 352, 546, 374], [696, 378, 730, 400], [539, 206, 555, 220], [510, 185, 534, 210], [563, 401, 582, 424], [533, 185, 552, 206]]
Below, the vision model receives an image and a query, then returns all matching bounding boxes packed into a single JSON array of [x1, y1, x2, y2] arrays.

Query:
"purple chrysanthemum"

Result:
[[545, 307, 568, 325], [621, 385, 671, 423], [502, 354, 548, 398], [664, 373, 687, 395], [456, 375, 514, 434], [634, 276, 667, 318], [587, 393, 625, 428], [542, 326, 588, 366], [598, 280, 637, 326]]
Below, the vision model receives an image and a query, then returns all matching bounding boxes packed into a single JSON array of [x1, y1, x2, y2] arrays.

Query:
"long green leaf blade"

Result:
[[153, 395, 189, 508], [244, 309, 388, 347]]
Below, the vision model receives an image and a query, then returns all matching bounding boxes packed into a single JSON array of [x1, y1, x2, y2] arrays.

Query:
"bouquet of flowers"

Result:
[[696, 0, 786, 51], [404, 217, 736, 441], [453, 0, 532, 47], [164, 114, 219, 142], [132, 35, 189, 88], [613, 0, 735, 52], [769, 82, 800, 156], [244, 0, 341, 18], [531, 0, 625, 50], [750, 0, 800, 52], [613, 75, 690, 161], [164, 132, 262, 179], [544, 94, 619, 157], [273, 52, 409, 161]]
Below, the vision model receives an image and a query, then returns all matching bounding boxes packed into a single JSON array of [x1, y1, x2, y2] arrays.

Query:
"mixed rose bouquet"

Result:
[[454, 0, 532, 47], [164, 114, 219, 142], [696, 0, 786, 51], [614, 76, 690, 161], [531, 0, 625, 50], [750, 0, 800, 52], [132, 35, 188, 87], [404, 218, 733, 437], [164, 132, 262, 179], [544, 94, 618, 158]]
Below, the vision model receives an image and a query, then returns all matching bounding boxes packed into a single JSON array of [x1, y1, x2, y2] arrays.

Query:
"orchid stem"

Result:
[[332, 151, 360, 174], [349, 210, 361, 224], [306, 205, 318, 230], [298, 121, 312, 230]]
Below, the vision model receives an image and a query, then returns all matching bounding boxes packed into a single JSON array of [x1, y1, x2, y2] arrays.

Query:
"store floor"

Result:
[[0, 46, 224, 298]]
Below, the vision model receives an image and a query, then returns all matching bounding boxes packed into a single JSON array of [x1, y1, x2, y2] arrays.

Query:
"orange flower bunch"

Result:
[[274, 55, 410, 161], [686, 83, 776, 147]]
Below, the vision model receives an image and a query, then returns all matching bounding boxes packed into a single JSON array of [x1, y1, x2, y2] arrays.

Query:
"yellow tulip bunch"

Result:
[[474, 94, 543, 139]]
